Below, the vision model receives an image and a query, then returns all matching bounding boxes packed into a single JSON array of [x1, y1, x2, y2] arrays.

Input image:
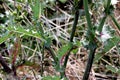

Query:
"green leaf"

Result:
[[59, 0, 67, 3], [111, 14, 120, 30], [94, 52, 104, 63], [105, 0, 111, 14], [94, 36, 120, 62], [72, 41, 80, 54], [97, 16, 107, 33], [55, 43, 73, 72], [42, 76, 67, 80], [0, 31, 14, 44], [0, 26, 45, 42], [57, 42, 73, 59], [42, 76, 66, 80], [106, 65, 117, 73], [72, 48, 78, 54], [103, 0, 111, 9], [117, 69, 120, 74], [103, 36, 120, 52], [11, 26, 44, 41], [23, 61, 39, 67], [45, 37, 52, 48], [32, 0, 44, 18]]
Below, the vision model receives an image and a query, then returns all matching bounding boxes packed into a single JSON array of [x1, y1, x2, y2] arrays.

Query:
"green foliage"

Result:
[[57, 42, 73, 59], [72, 41, 81, 54], [45, 37, 52, 48], [0, 0, 120, 79], [31, 0, 44, 19], [0, 31, 14, 44], [94, 36, 120, 62], [117, 69, 120, 74], [106, 65, 120, 74], [59, 0, 67, 3], [0, 25, 45, 41], [103, 36, 120, 52], [55, 42, 73, 72], [111, 14, 120, 30], [42, 76, 67, 80]]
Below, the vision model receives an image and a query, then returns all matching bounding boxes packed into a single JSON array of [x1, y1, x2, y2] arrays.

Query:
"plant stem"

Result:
[[64, 10, 78, 66], [98, 0, 111, 33], [41, 43, 45, 76], [105, 0, 111, 14], [82, 42, 97, 80], [60, 46, 73, 78], [70, 10, 79, 42], [83, 0, 92, 30], [82, 0, 97, 80], [98, 16, 107, 33], [60, 5, 80, 79], [64, 9, 79, 68]]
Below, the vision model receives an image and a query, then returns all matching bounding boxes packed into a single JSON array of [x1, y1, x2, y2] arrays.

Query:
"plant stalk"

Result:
[[64, 9, 79, 68], [41, 43, 45, 76], [82, 42, 97, 80], [70, 10, 79, 42], [60, 6, 80, 79], [82, 0, 97, 80], [98, 16, 107, 33]]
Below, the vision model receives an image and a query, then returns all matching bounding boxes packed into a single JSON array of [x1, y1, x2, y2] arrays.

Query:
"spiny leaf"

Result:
[[103, 36, 120, 52], [94, 52, 104, 63], [94, 36, 120, 62], [0, 31, 14, 44], [4, 26, 45, 41], [57, 42, 73, 59]]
